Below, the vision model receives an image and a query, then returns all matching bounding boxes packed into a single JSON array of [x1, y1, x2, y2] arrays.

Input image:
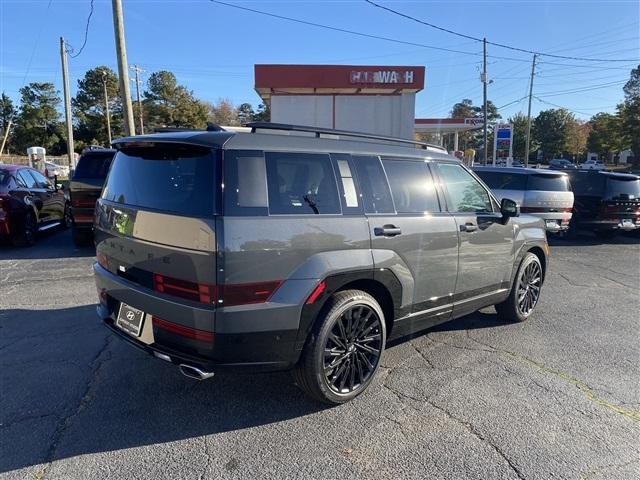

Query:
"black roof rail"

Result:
[[244, 121, 447, 152], [153, 123, 225, 133]]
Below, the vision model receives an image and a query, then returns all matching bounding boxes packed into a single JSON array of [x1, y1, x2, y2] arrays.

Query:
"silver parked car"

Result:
[[93, 123, 548, 404], [474, 166, 574, 234]]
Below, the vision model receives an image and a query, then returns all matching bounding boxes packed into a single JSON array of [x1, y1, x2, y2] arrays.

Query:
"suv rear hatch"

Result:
[[599, 174, 640, 228], [70, 151, 114, 224], [94, 143, 219, 357]]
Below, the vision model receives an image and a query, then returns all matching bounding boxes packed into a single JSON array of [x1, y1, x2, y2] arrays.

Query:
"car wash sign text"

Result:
[[350, 70, 416, 84]]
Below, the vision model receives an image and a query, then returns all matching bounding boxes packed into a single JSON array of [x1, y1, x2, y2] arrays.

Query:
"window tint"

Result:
[[0, 170, 9, 185], [74, 152, 114, 179], [382, 159, 440, 213], [568, 173, 604, 195], [102, 145, 216, 217], [526, 174, 571, 192], [29, 170, 52, 189], [265, 152, 340, 215], [352, 155, 395, 214], [437, 163, 492, 213], [474, 171, 527, 190], [224, 150, 268, 215], [17, 170, 38, 189], [605, 176, 640, 200]]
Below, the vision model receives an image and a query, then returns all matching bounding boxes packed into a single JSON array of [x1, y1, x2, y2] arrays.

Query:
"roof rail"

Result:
[[153, 123, 225, 134], [244, 122, 447, 152]]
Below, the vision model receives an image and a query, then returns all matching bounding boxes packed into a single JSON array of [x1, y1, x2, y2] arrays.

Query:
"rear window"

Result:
[[74, 152, 114, 179], [605, 176, 640, 200], [265, 152, 340, 215], [475, 171, 527, 190], [101, 145, 216, 217], [526, 173, 570, 192], [567, 173, 605, 195], [382, 159, 440, 213]]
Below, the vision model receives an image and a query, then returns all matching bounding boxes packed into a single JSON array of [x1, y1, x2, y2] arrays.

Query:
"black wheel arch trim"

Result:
[[296, 268, 402, 352], [511, 241, 548, 289]]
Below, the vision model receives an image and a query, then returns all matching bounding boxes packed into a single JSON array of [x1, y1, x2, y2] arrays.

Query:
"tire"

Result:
[[496, 252, 543, 323], [12, 211, 37, 247], [293, 289, 386, 405], [72, 226, 92, 247], [61, 203, 72, 229]]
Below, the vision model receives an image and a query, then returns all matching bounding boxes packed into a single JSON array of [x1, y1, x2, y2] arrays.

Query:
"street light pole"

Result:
[[111, 0, 135, 136]]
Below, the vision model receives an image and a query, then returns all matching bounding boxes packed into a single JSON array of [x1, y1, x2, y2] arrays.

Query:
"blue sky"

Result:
[[1, 0, 638, 121]]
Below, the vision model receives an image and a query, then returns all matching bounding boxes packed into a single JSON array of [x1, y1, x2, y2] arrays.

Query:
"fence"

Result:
[[0, 155, 70, 166]]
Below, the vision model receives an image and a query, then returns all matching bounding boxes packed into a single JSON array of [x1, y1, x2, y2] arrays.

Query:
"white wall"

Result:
[[270, 93, 416, 139]]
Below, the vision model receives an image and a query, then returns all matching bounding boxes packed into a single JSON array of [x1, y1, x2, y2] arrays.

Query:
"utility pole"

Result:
[[482, 37, 488, 165], [130, 64, 144, 134], [524, 54, 537, 168], [60, 37, 75, 167], [101, 70, 112, 145], [111, 0, 135, 136], [0, 119, 11, 156]]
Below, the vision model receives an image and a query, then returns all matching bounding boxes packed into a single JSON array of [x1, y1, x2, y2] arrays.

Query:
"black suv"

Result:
[[69, 148, 115, 246], [566, 170, 640, 237], [0, 164, 70, 246]]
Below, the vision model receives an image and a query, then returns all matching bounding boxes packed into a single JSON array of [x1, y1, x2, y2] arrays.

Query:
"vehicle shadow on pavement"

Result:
[[0, 305, 325, 474], [547, 231, 639, 247], [0, 229, 95, 260]]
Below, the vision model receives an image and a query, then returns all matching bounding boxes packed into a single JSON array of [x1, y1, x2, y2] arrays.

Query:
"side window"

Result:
[[382, 159, 440, 213], [437, 163, 493, 213], [331, 154, 363, 214], [14, 174, 27, 188], [265, 152, 341, 215], [29, 170, 52, 189], [352, 155, 395, 214], [224, 150, 268, 216], [17, 170, 38, 189]]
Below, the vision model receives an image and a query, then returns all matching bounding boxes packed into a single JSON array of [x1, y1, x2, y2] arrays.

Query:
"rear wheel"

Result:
[[496, 252, 543, 322], [293, 289, 386, 404], [12, 211, 37, 247]]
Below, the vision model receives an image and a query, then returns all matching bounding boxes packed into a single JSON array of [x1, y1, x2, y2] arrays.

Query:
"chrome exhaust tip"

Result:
[[179, 364, 215, 381]]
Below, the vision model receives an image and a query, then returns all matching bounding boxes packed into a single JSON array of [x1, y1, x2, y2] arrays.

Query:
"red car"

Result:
[[0, 165, 71, 246]]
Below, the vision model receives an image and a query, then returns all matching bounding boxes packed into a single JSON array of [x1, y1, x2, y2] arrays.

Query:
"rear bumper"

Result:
[[577, 219, 640, 231], [71, 207, 95, 227], [93, 263, 303, 372], [527, 213, 572, 232]]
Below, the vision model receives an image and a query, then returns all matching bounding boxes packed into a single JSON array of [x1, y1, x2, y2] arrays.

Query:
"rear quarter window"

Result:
[[526, 174, 571, 192], [102, 144, 217, 217]]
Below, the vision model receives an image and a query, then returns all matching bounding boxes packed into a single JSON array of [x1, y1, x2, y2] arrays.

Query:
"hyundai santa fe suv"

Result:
[[93, 122, 548, 404]]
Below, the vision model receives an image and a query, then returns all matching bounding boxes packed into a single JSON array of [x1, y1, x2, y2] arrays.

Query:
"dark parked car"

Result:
[[69, 148, 115, 246], [93, 122, 548, 404], [549, 159, 577, 170], [566, 170, 640, 238], [0, 164, 70, 246]]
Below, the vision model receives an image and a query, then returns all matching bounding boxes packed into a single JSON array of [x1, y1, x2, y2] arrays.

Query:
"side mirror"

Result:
[[501, 198, 520, 218]]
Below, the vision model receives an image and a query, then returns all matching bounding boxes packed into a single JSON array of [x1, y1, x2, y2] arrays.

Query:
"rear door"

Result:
[[29, 169, 64, 223], [354, 155, 459, 328], [434, 162, 514, 317], [604, 175, 640, 227], [17, 169, 50, 224]]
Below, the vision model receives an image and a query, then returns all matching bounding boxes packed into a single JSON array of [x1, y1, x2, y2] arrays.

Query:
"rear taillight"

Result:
[[96, 251, 108, 269], [152, 316, 214, 342], [71, 198, 96, 208], [152, 273, 281, 307]]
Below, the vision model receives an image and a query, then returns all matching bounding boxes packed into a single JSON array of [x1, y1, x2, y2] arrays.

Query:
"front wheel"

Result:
[[12, 211, 37, 247], [496, 252, 543, 322], [293, 289, 386, 404]]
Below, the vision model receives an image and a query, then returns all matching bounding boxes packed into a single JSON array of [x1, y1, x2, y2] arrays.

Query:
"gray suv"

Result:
[[93, 122, 548, 404]]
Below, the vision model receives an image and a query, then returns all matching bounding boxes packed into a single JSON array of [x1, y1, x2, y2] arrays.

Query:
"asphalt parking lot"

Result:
[[1, 229, 638, 480]]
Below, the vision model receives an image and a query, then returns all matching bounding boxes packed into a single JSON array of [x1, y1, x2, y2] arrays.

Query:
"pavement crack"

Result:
[[409, 342, 435, 368], [382, 383, 526, 480], [35, 333, 113, 479], [0, 412, 59, 430]]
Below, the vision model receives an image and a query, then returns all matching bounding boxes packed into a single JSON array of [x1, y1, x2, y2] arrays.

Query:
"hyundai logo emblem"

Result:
[[126, 310, 135, 321]]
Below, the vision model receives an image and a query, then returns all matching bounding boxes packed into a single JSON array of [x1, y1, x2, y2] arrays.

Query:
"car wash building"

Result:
[[254, 65, 425, 139]]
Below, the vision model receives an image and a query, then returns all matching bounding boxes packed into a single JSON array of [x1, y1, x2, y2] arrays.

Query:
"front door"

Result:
[[434, 162, 515, 317], [354, 155, 459, 333]]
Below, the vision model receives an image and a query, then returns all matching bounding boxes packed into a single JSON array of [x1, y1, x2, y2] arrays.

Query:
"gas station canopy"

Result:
[[415, 118, 485, 151]]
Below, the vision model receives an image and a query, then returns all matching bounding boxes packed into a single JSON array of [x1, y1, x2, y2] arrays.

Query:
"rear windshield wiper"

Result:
[[303, 194, 319, 214]]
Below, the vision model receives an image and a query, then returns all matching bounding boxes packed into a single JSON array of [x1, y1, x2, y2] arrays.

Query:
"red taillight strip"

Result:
[[71, 198, 96, 208], [306, 281, 327, 304], [96, 251, 108, 269], [73, 214, 95, 223], [152, 316, 214, 342]]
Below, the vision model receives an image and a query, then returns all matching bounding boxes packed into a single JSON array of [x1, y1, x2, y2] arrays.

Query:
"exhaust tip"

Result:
[[179, 364, 215, 381]]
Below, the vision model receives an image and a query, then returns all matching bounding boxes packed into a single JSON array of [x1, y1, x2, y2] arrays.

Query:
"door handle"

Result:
[[460, 223, 478, 233], [374, 225, 402, 237]]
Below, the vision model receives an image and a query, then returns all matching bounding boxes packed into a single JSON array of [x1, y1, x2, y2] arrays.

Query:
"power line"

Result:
[[533, 97, 597, 117], [536, 80, 627, 98], [68, 0, 95, 58], [364, 0, 639, 63]]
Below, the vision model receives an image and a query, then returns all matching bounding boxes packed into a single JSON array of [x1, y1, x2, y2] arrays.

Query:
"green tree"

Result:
[[0, 92, 16, 153], [532, 108, 575, 160], [587, 112, 625, 161], [447, 98, 500, 153], [13, 82, 64, 154], [564, 119, 591, 162], [143, 71, 207, 129], [73, 66, 122, 148], [621, 64, 640, 161], [205, 98, 239, 126], [252, 103, 270, 122], [508, 112, 534, 161], [237, 103, 254, 125]]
